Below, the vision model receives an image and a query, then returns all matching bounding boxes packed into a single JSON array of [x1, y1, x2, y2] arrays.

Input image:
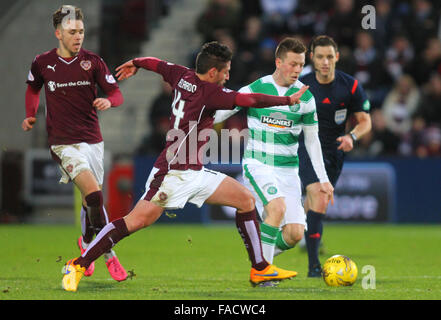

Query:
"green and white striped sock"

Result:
[[274, 230, 294, 257], [260, 222, 279, 264]]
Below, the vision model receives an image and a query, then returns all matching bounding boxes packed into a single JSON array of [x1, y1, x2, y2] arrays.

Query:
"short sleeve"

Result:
[[204, 84, 239, 111], [94, 57, 119, 93], [26, 56, 44, 90], [351, 80, 370, 114], [156, 60, 190, 87]]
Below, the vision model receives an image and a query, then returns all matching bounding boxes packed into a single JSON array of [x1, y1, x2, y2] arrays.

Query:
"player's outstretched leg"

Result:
[[62, 200, 163, 291], [101, 207, 127, 281]]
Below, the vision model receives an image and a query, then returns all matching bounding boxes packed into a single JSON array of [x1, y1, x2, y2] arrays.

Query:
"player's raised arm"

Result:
[[115, 57, 162, 81], [115, 60, 138, 80], [234, 85, 309, 109]]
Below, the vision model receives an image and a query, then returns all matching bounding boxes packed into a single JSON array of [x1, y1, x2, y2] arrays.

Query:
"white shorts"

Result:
[[50, 142, 104, 185], [141, 167, 227, 209], [242, 163, 306, 227]]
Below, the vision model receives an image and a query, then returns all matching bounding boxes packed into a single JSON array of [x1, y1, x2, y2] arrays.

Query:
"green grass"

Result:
[[1, 223, 440, 300]]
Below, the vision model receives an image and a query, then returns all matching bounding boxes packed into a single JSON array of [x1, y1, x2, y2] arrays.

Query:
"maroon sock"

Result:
[[81, 205, 94, 244], [75, 218, 129, 269], [235, 209, 269, 271], [85, 191, 107, 235]]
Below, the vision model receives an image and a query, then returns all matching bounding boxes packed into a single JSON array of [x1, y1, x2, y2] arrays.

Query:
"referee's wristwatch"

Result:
[[349, 131, 358, 142]]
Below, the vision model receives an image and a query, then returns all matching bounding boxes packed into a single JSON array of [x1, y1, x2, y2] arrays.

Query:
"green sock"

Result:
[[276, 230, 292, 250], [274, 230, 294, 257], [260, 222, 279, 264]]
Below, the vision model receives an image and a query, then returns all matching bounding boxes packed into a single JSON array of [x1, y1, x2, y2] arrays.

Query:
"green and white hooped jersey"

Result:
[[240, 75, 317, 171]]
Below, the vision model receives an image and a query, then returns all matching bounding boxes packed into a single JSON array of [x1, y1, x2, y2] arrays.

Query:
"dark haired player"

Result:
[[298, 35, 372, 277], [62, 41, 309, 291], [22, 6, 127, 281]]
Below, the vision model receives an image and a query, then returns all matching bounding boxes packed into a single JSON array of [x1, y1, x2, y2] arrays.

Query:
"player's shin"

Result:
[[74, 218, 129, 269], [305, 210, 323, 268], [260, 222, 279, 264], [80, 205, 94, 244], [235, 209, 269, 271], [85, 191, 107, 235]]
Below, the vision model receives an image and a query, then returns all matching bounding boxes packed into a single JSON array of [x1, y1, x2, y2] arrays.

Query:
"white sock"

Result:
[[103, 250, 116, 261], [261, 242, 275, 264]]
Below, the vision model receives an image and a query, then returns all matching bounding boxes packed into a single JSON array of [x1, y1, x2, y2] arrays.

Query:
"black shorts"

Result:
[[298, 142, 344, 188]]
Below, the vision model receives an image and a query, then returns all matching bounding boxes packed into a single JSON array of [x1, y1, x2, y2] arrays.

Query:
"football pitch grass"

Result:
[[1, 223, 440, 300]]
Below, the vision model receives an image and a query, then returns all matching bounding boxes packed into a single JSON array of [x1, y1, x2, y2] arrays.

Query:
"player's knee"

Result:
[[267, 199, 286, 220], [126, 212, 150, 231], [290, 231, 304, 244], [239, 189, 255, 212], [308, 190, 328, 213], [284, 227, 303, 246]]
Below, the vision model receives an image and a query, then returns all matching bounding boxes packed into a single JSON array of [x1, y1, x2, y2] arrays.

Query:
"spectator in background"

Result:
[[196, 0, 242, 43], [385, 34, 415, 81], [136, 81, 172, 155], [409, 37, 441, 86], [414, 73, 441, 128], [422, 126, 441, 157], [353, 108, 405, 158], [259, 0, 299, 35], [401, 71, 441, 158], [404, 0, 440, 56], [212, 30, 245, 90], [371, 0, 396, 52], [364, 109, 401, 156], [382, 74, 421, 137], [236, 16, 264, 79], [285, 1, 329, 38], [326, 0, 360, 49], [401, 118, 441, 158], [249, 38, 278, 82], [353, 30, 392, 109], [399, 116, 427, 156]]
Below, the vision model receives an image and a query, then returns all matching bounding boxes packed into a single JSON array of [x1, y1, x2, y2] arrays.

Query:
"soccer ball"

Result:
[[322, 255, 358, 287]]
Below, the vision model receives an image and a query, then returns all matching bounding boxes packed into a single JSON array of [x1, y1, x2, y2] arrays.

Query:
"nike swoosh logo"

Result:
[[255, 271, 279, 277]]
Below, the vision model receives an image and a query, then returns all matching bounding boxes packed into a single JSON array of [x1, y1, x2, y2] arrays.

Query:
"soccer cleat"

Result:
[[105, 256, 128, 282], [62, 258, 85, 292], [307, 264, 323, 278], [77, 237, 95, 277], [250, 264, 297, 286]]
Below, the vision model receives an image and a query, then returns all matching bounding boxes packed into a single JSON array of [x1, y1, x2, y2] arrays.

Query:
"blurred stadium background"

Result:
[[0, 0, 440, 226]]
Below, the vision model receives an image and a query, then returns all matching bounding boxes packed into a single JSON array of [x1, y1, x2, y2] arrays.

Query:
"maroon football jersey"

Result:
[[152, 60, 238, 174], [26, 48, 119, 145]]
